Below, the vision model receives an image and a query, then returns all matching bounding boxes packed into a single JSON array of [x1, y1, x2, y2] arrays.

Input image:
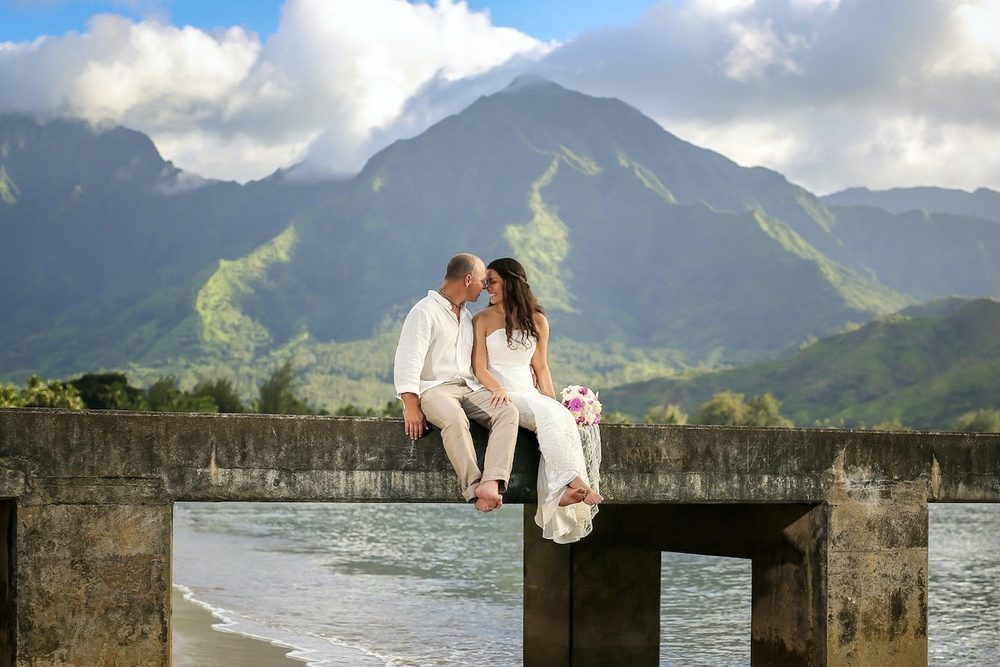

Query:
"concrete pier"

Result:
[[0, 408, 997, 666]]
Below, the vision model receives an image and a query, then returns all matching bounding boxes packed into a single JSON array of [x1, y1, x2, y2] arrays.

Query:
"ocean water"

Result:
[[172, 503, 1000, 666]]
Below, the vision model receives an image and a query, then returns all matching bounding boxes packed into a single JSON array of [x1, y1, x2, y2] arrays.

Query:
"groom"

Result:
[[393, 253, 519, 512]]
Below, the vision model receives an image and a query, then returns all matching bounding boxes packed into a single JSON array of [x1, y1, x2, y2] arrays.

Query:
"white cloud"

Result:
[[1, 16, 258, 120], [1, 0, 999, 193], [529, 0, 1000, 192], [723, 18, 804, 81], [253, 0, 549, 176], [0, 0, 547, 181]]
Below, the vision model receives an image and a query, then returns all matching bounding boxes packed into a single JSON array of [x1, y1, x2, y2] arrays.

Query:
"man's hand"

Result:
[[401, 393, 427, 440]]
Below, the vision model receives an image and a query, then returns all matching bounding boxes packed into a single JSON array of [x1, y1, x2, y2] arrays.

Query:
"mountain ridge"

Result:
[[822, 186, 1000, 223], [2, 79, 998, 412]]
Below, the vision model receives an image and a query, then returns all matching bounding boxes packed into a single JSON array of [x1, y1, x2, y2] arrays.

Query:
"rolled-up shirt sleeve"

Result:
[[394, 305, 432, 397]]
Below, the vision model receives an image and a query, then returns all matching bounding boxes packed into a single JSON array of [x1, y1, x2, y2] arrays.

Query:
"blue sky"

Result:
[[0, 0, 657, 43], [2, 0, 998, 192]]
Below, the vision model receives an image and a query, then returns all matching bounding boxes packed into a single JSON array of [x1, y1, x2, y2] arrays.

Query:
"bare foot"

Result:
[[474, 497, 496, 512], [567, 476, 603, 506], [475, 480, 503, 512], [559, 486, 588, 506]]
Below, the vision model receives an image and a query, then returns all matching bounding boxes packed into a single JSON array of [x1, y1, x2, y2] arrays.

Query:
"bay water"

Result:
[[173, 503, 999, 666]]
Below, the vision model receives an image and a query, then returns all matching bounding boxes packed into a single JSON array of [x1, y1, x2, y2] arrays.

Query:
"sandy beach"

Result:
[[171, 587, 305, 667]]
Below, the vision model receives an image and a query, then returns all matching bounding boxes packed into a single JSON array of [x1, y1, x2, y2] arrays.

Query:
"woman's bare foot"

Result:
[[566, 476, 603, 506], [559, 486, 588, 506], [474, 480, 503, 512]]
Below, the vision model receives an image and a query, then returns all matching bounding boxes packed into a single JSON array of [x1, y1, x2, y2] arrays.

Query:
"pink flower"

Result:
[[568, 397, 584, 412], [579, 387, 588, 395]]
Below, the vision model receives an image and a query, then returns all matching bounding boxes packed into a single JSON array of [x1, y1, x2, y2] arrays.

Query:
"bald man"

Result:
[[393, 253, 519, 512]]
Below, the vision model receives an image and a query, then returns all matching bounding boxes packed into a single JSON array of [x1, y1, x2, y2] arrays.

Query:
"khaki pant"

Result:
[[420, 380, 519, 501]]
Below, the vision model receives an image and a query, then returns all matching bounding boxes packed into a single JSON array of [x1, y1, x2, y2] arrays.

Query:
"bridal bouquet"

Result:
[[560, 384, 602, 426], [561, 384, 602, 495]]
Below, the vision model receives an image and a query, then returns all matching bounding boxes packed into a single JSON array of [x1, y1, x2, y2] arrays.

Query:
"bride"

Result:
[[471, 257, 602, 543]]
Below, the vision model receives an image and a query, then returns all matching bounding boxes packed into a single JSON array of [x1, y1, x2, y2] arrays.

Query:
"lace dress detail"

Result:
[[486, 329, 596, 543]]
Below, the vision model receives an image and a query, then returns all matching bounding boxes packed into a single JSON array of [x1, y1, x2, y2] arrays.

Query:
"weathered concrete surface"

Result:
[[0, 408, 998, 666], [524, 504, 662, 666], [14, 503, 171, 666], [1, 501, 14, 667], [1, 410, 997, 505]]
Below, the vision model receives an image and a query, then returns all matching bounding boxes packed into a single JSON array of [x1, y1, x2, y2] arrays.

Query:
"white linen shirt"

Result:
[[394, 290, 481, 397]]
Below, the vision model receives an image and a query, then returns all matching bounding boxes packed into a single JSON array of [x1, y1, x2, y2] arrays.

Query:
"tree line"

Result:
[[2, 372, 996, 432], [0, 361, 401, 418], [625, 390, 999, 433]]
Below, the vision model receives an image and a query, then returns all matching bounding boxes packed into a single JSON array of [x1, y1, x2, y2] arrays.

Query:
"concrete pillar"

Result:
[[824, 482, 928, 666], [750, 504, 827, 665], [748, 486, 928, 666], [523, 504, 661, 667], [15, 502, 172, 666], [1, 501, 14, 667]]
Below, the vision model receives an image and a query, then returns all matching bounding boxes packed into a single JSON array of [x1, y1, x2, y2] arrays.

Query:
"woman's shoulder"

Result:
[[532, 310, 549, 329], [473, 306, 503, 326]]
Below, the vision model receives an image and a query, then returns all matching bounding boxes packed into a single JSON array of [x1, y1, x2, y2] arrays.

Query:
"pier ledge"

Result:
[[1, 408, 998, 666]]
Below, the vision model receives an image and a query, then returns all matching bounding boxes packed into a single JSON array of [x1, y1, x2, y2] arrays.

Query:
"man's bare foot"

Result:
[[474, 480, 503, 512], [560, 486, 588, 506], [474, 497, 497, 512]]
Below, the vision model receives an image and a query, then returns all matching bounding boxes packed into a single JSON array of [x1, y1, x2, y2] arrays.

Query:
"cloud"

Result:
[[527, 0, 1000, 192], [0, 0, 547, 181], [2, 0, 999, 193]]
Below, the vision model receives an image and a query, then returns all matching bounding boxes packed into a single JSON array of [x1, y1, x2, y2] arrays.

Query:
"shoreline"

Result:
[[171, 586, 307, 667]]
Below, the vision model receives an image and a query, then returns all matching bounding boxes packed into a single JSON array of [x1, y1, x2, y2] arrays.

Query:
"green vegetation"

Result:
[[3, 80, 951, 398], [954, 409, 1000, 433], [1, 366, 333, 416], [254, 360, 319, 415], [0, 165, 19, 204], [70, 372, 147, 410], [0, 376, 83, 409], [643, 403, 688, 425], [643, 391, 792, 427], [196, 225, 299, 360], [604, 299, 1000, 431], [504, 154, 575, 313], [3, 83, 1000, 426], [335, 401, 403, 418]]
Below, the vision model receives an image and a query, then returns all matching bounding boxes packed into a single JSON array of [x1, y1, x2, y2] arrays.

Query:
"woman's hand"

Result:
[[490, 386, 511, 407]]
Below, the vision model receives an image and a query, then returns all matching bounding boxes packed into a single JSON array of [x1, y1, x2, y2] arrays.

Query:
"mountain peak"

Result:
[[501, 74, 566, 94]]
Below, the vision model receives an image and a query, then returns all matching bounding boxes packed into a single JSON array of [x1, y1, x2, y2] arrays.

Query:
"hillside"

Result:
[[601, 298, 1000, 429], [0, 115, 341, 380], [142, 79, 907, 363], [826, 206, 1000, 299], [3, 80, 999, 409]]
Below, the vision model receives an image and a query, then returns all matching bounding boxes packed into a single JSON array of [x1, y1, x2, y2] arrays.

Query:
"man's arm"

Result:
[[393, 306, 432, 439]]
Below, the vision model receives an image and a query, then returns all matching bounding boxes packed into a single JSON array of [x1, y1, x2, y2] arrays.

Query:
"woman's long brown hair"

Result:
[[487, 257, 544, 346]]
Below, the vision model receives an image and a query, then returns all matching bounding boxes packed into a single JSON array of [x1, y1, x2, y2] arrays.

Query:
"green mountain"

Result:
[[602, 298, 1000, 429], [148, 79, 907, 361], [823, 186, 1000, 223], [2, 80, 998, 410], [0, 114, 340, 379], [826, 205, 1000, 299]]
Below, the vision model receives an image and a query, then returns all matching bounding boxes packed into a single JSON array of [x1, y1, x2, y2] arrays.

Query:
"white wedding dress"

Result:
[[486, 329, 596, 544]]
